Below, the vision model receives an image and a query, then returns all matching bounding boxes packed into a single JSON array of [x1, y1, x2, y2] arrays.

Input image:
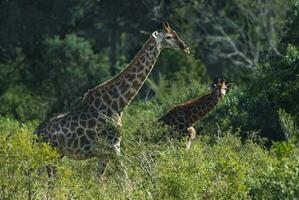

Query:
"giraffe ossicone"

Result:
[[34, 21, 190, 176], [158, 79, 231, 149]]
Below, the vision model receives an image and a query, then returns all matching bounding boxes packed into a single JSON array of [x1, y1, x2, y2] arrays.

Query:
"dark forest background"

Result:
[[0, 1, 299, 199], [0, 0, 298, 142]]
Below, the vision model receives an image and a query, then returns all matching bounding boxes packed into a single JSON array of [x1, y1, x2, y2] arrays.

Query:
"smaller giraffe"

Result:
[[158, 79, 231, 149]]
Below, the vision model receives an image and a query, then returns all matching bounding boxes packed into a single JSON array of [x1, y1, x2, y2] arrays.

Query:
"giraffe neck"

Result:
[[82, 35, 161, 116], [183, 91, 220, 126]]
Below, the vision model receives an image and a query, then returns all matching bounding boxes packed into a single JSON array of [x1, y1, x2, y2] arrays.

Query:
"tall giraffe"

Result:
[[34, 21, 190, 175], [158, 79, 231, 149]]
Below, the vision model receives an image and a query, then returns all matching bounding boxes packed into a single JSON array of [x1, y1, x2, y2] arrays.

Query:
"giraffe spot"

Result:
[[80, 136, 90, 146], [67, 138, 73, 147], [62, 128, 68, 134], [66, 132, 72, 138], [137, 72, 144, 80], [77, 127, 84, 136], [80, 120, 87, 127], [80, 113, 87, 120], [179, 124, 185, 130], [127, 73, 136, 81], [131, 66, 138, 72], [132, 80, 140, 88], [86, 113, 92, 119], [61, 119, 67, 127], [106, 108, 113, 116], [72, 149, 80, 155], [119, 97, 127, 108], [58, 135, 66, 146], [136, 63, 145, 73], [83, 145, 91, 152], [65, 122, 70, 128], [91, 110, 99, 118], [46, 126, 51, 132], [86, 130, 96, 140], [102, 93, 112, 104], [148, 44, 154, 51], [111, 101, 119, 111], [124, 92, 132, 101], [72, 115, 79, 121], [72, 137, 79, 148], [70, 122, 78, 131], [94, 98, 101, 107], [140, 55, 145, 63], [145, 68, 151, 74], [87, 119, 97, 129], [53, 123, 60, 131]]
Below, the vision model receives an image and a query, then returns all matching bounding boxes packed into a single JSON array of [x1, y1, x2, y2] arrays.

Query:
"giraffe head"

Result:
[[211, 79, 231, 97], [153, 21, 190, 54]]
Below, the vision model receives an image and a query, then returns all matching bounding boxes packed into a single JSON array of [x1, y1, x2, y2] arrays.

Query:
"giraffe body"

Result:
[[158, 79, 230, 148], [34, 21, 190, 174]]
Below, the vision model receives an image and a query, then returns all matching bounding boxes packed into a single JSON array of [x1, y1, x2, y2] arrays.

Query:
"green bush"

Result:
[[1, 115, 299, 199], [38, 34, 111, 112], [250, 142, 299, 200], [0, 85, 48, 122]]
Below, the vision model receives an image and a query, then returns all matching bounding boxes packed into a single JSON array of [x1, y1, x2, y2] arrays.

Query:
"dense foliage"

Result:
[[0, 0, 298, 199]]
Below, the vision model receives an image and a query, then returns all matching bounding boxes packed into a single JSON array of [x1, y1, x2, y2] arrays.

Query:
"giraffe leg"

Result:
[[97, 156, 110, 177], [186, 127, 196, 150], [113, 137, 129, 179]]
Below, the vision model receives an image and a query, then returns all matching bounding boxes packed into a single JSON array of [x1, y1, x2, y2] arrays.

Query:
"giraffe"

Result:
[[158, 79, 231, 149], [34, 21, 190, 175]]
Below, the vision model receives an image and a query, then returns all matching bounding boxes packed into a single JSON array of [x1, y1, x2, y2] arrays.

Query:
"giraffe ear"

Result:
[[162, 21, 171, 33]]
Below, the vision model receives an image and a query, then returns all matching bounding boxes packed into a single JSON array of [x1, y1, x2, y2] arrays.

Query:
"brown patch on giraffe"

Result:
[[102, 93, 112, 104], [111, 101, 119, 111], [58, 134, 66, 146], [131, 66, 138, 73], [86, 130, 96, 140], [72, 137, 79, 148], [94, 98, 101, 107], [53, 123, 60, 131], [132, 80, 140, 88], [83, 145, 91, 152], [108, 107, 114, 115], [61, 119, 66, 127], [80, 120, 87, 127], [80, 113, 87, 120], [80, 136, 90, 147], [72, 115, 79, 121], [119, 80, 130, 93], [77, 127, 84, 136], [87, 119, 97, 129], [62, 128, 68, 134], [119, 97, 127, 108], [140, 55, 146, 63], [124, 91, 132, 100], [126, 73, 136, 81], [144, 68, 151, 74], [70, 122, 78, 131], [91, 110, 99, 118], [67, 137, 73, 147]]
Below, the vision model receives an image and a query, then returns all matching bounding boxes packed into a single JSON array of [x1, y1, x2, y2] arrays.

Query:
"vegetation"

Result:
[[0, 0, 298, 199]]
